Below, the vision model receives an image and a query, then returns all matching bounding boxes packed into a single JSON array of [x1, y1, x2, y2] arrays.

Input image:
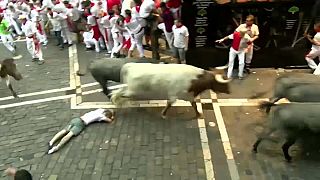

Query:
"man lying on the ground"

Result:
[[47, 109, 115, 154]]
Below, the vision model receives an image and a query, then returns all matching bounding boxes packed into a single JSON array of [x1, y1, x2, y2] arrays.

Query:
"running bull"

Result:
[[253, 99, 320, 162], [90, 58, 161, 97], [0, 58, 22, 98], [255, 73, 320, 113], [109, 63, 231, 118]]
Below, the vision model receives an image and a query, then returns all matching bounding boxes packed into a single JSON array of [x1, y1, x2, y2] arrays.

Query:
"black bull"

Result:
[[256, 74, 320, 112], [90, 58, 161, 97], [0, 59, 22, 98], [253, 102, 320, 162]]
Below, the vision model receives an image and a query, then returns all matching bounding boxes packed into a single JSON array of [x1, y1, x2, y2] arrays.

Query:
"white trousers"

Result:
[[84, 36, 104, 53], [26, 38, 44, 60], [158, 23, 173, 49], [100, 28, 113, 53], [0, 34, 15, 52], [227, 47, 245, 78], [130, 28, 145, 57], [61, 27, 73, 44], [111, 32, 123, 58], [306, 48, 320, 74], [9, 18, 23, 35], [245, 45, 253, 64]]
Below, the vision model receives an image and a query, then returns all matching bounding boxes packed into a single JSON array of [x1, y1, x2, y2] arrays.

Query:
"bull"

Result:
[[90, 58, 162, 97], [0, 58, 22, 98], [109, 63, 231, 118], [253, 99, 320, 162], [255, 73, 320, 113]]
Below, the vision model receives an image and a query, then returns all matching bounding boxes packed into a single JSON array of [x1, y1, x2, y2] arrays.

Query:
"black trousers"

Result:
[[54, 31, 63, 47]]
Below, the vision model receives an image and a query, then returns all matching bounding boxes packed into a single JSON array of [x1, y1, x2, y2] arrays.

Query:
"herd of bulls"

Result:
[[2, 57, 320, 162]]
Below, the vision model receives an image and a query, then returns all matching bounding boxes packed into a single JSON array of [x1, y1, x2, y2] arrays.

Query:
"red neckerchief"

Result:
[[176, 24, 183, 28], [66, 3, 73, 9], [125, 16, 131, 23], [135, 6, 140, 13]]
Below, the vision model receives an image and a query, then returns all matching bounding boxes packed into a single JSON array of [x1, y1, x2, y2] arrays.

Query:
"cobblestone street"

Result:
[[1, 39, 320, 180]]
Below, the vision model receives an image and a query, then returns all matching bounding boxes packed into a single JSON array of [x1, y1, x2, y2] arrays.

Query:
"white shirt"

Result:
[[48, 12, 62, 31], [131, 6, 146, 27], [80, 108, 108, 125], [21, 20, 37, 38], [228, 33, 251, 52], [87, 15, 98, 26], [236, 23, 259, 38], [100, 16, 111, 29], [121, 0, 134, 16], [41, 0, 54, 9], [312, 32, 320, 50], [172, 25, 189, 48], [125, 18, 143, 34], [139, 0, 155, 18]]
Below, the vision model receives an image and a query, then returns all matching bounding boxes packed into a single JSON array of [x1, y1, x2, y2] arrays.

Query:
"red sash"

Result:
[[92, 17, 102, 40], [37, 23, 43, 35]]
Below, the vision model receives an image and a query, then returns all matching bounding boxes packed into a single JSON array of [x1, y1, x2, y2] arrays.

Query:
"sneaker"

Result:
[[48, 146, 58, 154], [239, 77, 244, 80], [32, 58, 39, 62]]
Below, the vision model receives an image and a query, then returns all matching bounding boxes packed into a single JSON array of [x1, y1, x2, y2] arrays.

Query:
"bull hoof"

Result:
[[161, 113, 167, 119], [196, 113, 203, 119], [285, 157, 292, 162], [76, 71, 85, 76], [252, 148, 258, 153]]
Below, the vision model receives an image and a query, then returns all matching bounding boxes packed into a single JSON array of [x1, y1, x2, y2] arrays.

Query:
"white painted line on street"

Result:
[[72, 45, 83, 105], [0, 39, 27, 43], [0, 94, 74, 109], [0, 87, 73, 102], [69, 45, 77, 109], [81, 82, 99, 88], [212, 95, 240, 180], [197, 102, 215, 180]]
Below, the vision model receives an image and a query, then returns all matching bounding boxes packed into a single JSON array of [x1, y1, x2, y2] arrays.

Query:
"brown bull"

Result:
[[0, 59, 23, 98]]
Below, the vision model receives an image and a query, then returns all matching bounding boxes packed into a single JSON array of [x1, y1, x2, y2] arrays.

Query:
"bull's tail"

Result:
[[259, 101, 277, 114], [110, 88, 130, 107], [259, 98, 290, 114]]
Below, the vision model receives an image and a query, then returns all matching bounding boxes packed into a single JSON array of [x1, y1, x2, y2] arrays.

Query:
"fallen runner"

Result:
[[47, 109, 115, 154]]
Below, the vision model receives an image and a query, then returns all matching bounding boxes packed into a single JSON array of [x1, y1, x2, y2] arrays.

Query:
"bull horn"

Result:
[[215, 65, 228, 70], [215, 74, 232, 83], [12, 55, 23, 60]]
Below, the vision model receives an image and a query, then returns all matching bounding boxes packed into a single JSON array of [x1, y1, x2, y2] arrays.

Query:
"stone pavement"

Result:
[[1, 39, 320, 180]]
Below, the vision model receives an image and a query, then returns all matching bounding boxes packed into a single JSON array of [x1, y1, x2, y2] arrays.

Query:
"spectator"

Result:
[[216, 27, 252, 80], [305, 22, 320, 74], [235, 15, 259, 74], [172, 19, 189, 64], [158, 2, 174, 49]]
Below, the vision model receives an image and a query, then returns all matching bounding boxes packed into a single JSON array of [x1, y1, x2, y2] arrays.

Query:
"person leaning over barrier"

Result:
[[216, 27, 251, 80], [47, 109, 115, 154]]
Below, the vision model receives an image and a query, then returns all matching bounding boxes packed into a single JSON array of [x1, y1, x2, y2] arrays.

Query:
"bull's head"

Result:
[[0, 59, 23, 80], [208, 66, 231, 94]]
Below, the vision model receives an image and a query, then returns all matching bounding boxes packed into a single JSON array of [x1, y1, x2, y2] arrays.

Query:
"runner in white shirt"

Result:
[[100, 11, 113, 54], [5, 3, 23, 36], [47, 8, 64, 49], [48, 109, 115, 154], [19, 14, 45, 65], [172, 19, 189, 64], [124, 9, 144, 58], [110, 15, 126, 58], [305, 23, 320, 75]]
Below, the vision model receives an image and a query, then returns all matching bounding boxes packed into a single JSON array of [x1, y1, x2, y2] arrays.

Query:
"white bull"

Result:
[[111, 63, 231, 118]]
